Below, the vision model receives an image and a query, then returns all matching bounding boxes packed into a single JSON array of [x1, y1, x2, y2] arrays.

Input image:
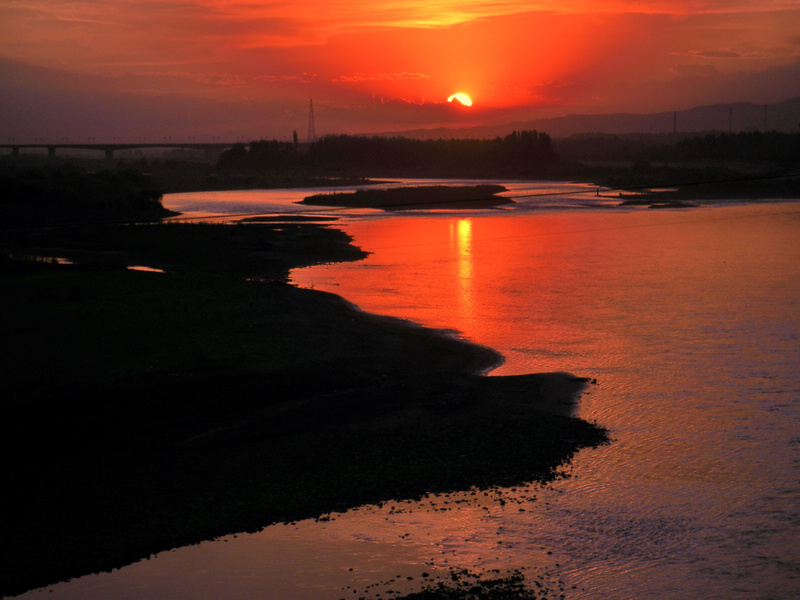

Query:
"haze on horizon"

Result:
[[2, 0, 799, 143]]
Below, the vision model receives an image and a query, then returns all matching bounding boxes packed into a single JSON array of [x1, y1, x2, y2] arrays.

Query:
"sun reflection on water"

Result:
[[451, 218, 474, 327]]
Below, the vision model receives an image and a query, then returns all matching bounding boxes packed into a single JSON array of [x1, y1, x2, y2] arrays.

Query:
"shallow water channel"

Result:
[[15, 184, 800, 600]]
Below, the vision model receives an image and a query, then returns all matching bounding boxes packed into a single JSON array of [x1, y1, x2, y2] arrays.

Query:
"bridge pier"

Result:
[[11, 146, 19, 158], [48, 146, 56, 159], [105, 148, 114, 160]]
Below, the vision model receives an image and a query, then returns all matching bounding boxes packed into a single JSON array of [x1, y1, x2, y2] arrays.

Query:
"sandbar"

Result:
[[300, 184, 513, 210]]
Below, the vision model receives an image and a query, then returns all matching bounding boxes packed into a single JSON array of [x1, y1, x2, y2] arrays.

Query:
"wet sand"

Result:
[[0, 220, 606, 597]]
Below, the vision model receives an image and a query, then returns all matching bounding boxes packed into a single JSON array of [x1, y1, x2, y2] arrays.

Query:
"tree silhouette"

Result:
[[218, 132, 558, 176]]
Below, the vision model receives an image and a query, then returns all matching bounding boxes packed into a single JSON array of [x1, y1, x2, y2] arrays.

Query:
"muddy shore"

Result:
[[0, 219, 607, 598]]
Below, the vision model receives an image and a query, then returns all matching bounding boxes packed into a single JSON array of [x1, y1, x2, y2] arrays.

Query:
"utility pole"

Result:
[[307, 99, 316, 143]]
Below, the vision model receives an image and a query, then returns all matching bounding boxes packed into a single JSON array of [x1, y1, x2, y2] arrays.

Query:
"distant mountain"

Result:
[[375, 97, 800, 139]]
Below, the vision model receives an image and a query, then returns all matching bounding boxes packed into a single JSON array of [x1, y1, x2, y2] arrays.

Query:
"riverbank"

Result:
[[0, 219, 607, 598]]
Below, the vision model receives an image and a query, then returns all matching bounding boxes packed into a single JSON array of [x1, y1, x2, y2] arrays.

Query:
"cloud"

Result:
[[673, 49, 785, 59], [256, 73, 317, 83], [0, 58, 308, 141], [677, 50, 747, 59], [603, 57, 800, 113], [333, 72, 430, 83], [2, 1, 799, 138], [6, 0, 799, 62], [672, 63, 720, 76], [153, 72, 249, 88]]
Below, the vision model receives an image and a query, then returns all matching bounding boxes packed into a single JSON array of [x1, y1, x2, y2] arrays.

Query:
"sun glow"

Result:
[[447, 93, 473, 106]]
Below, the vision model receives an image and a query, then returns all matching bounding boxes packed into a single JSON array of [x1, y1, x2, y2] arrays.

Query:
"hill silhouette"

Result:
[[374, 97, 800, 139]]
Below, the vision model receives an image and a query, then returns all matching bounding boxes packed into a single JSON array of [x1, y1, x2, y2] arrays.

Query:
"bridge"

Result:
[[0, 142, 240, 162]]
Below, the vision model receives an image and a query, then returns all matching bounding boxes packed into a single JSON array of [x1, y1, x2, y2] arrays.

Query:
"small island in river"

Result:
[[300, 184, 513, 210]]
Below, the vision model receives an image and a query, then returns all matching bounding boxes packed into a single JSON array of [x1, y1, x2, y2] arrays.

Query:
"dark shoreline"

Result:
[[300, 184, 513, 211], [1, 218, 608, 598]]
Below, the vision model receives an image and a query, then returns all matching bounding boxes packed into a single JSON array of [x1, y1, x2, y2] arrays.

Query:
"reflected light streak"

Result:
[[451, 218, 474, 329]]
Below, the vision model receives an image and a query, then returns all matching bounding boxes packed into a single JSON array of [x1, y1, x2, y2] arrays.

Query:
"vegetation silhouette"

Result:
[[218, 131, 558, 177], [212, 131, 799, 199], [218, 139, 298, 170], [0, 162, 174, 226], [557, 131, 800, 165], [553, 131, 800, 199], [672, 131, 800, 162]]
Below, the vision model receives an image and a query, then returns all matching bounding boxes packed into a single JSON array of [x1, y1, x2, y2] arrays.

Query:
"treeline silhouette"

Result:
[[218, 131, 558, 176], [0, 163, 172, 226], [559, 131, 800, 164], [218, 131, 800, 179], [673, 131, 800, 162], [218, 140, 298, 170]]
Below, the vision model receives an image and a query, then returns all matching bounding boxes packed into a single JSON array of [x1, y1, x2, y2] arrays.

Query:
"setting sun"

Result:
[[448, 93, 473, 107], [1, 0, 798, 139]]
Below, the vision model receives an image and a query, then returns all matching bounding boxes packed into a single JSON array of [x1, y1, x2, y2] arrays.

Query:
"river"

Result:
[[14, 181, 800, 600]]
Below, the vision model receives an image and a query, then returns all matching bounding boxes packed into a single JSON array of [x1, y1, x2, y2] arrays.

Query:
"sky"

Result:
[[2, 0, 800, 142]]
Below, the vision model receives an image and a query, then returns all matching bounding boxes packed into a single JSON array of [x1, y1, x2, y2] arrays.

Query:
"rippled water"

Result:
[[16, 184, 800, 600], [293, 201, 800, 599]]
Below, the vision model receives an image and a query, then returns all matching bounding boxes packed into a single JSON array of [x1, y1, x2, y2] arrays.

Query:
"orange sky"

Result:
[[1, 0, 799, 141]]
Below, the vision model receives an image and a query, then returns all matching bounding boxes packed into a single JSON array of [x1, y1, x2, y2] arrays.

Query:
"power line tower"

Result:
[[307, 99, 316, 143]]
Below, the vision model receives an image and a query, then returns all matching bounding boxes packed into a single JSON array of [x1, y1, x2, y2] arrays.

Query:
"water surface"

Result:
[[293, 202, 800, 599], [16, 185, 800, 600]]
